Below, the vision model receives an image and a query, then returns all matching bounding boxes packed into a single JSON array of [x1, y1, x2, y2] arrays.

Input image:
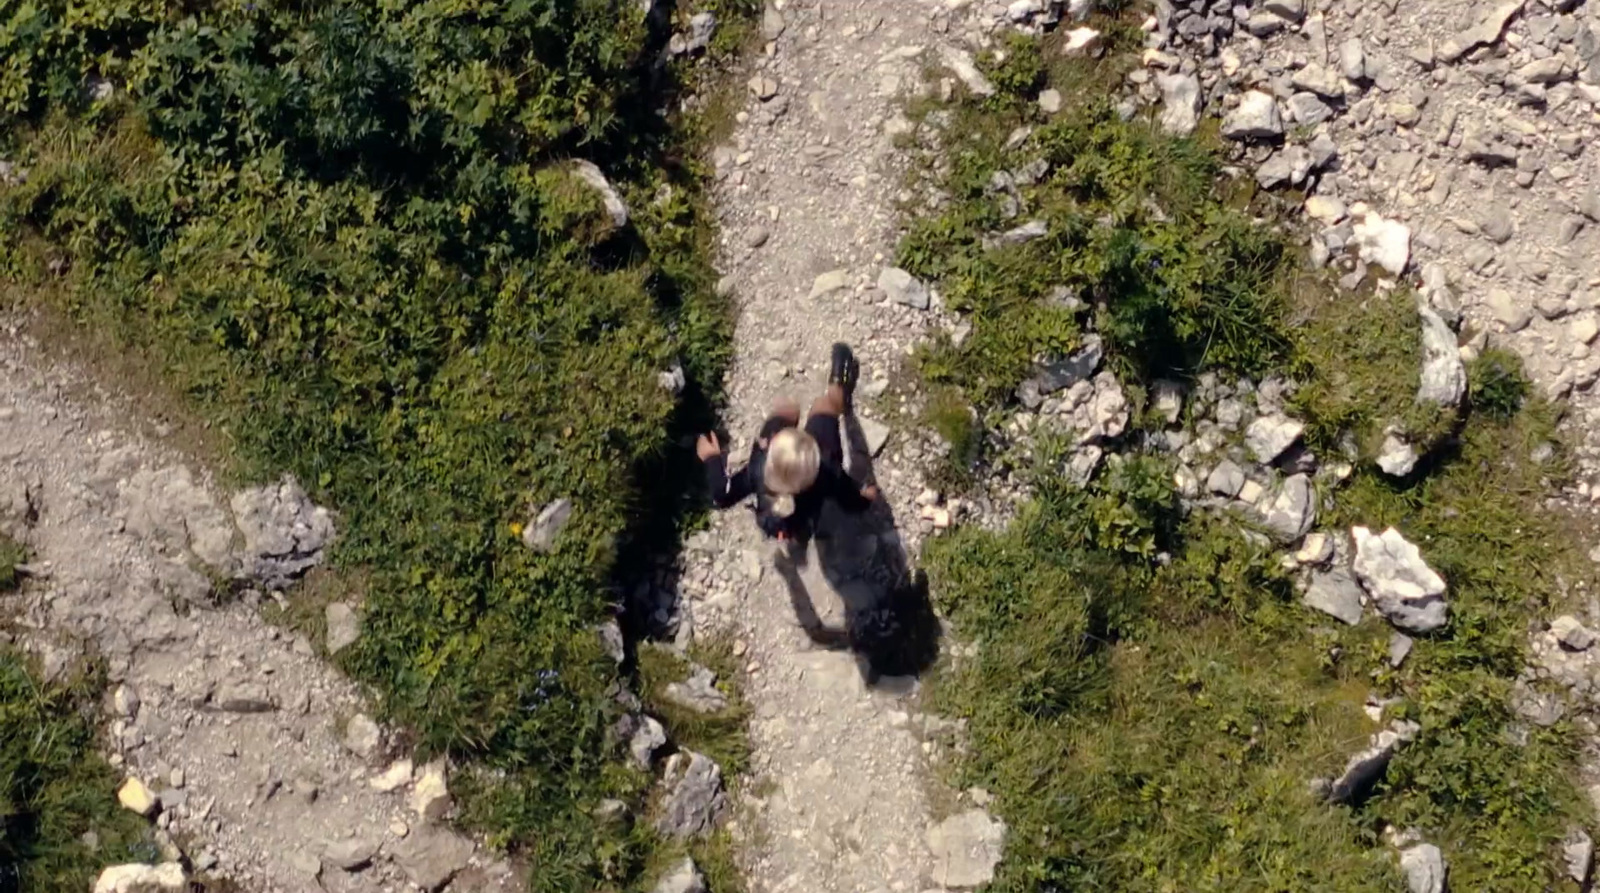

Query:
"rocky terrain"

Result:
[[0, 320, 514, 893]]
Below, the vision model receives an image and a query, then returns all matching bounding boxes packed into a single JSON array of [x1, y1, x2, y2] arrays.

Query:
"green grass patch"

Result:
[[0, 1, 754, 889], [1287, 286, 1457, 458], [0, 649, 152, 891], [0, 536, 24, 593], [908, 32, 1592, 892]]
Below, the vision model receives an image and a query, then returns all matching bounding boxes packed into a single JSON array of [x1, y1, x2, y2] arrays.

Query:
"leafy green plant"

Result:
[[1469, 348, 1530, 422]]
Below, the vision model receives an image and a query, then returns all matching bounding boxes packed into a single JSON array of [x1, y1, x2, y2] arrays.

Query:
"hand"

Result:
[[860, 484, 880, 502], [695, 432, 722, 461]]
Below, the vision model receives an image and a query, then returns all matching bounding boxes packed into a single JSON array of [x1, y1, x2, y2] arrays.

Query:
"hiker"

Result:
[[697, 343, 878, 543]]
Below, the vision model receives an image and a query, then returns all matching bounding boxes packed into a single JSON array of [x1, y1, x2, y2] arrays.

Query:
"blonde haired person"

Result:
[[698, 344, 879, 543]]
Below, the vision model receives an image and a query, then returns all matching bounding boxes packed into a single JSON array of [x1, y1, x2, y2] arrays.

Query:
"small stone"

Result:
[[1294, 532, 1334, 566], [1489, 289, 1532, 332], [112, 684, 140, 719], [1304, 569, 1365, 626], [1480, 205, 1515, 243], [323, 837, 382, 872], [370, 758, 415, 793], [1061, 27, 1103, 56], [745, 226, 770, 249], [1157, 74, 1202, 136], [1353, 212, 1411, 275], [411, 760, 452, 823], [1221, 91, 1284, 140], [1305, 196, 1348, 224], [878, 267, 930, 310], [629, 715, 667, 768], [325, 602, 360, 654], [655, 751, 728, 839], [652, 857, 708, 893], [761, 6, 785, 40], [1038, 89, 1063, 114], [392, 825, 474, 892], [747, 75, 778, 100], [213, 682, 275, 713], [1377, 433, 1420, 478], [522, 498, 573, 553], [1245, 414, 1306, 464], [939, 46, 996, 98], [117, 777, 159, 817], [1335, 37, 1365, 80], [571, 161, 629, 229], [1553, 615, 1596, 651], [1399, 843, 1446, 893], [1287, 92, 1334, 126], [808, 269, 850, 300], [1573, 316, 1599, 345], [1238, 479, 1266, 505], [344, 713, 382, 760], [1388, 633, 1414, 668], [1564, 828, 1594, 885]]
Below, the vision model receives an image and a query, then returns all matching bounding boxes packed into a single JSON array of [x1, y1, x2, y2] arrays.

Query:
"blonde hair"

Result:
[[765, 427, 821, 518]]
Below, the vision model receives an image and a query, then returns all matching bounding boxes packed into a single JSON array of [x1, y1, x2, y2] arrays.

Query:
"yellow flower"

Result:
[[509, 522, 524, 536]]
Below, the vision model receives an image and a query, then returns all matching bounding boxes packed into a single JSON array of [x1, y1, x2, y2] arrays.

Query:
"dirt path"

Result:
[[678, 2, 1003, 891], [0, 323, 511, 893]]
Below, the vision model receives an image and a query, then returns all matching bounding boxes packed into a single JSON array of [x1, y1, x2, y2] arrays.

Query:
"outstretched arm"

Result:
[[699, 433, 753, 508]]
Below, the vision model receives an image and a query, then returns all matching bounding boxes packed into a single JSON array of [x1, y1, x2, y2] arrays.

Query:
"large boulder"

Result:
[[230, 476, 335, 587], [1351, 526, 1448, 633]]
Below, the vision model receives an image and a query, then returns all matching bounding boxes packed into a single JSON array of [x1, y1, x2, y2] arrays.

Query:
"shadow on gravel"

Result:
[[774, 413, 942, 688]]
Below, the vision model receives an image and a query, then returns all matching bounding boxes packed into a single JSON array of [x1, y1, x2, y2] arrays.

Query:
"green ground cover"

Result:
[[904, 26, 1593, 892], [0, 1, 753, 889]]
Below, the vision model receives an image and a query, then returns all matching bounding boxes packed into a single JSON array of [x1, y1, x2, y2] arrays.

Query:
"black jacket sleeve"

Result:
[[705, 454, 754, 509]]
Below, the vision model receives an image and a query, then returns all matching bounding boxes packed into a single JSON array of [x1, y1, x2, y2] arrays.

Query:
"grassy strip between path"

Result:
[[903, 26, 1593, 892], [0, 643, 152, 893], [0, 1, 753, 890]]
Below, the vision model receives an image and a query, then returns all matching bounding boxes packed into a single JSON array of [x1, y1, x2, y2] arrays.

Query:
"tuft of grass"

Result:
[[0, 535, 24, 592], [0, 650, 152, 891], [1287, 286, 1456, 459]]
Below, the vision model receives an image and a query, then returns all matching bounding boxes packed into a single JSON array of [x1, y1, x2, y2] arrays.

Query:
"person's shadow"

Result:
[[773, 413, 942, 688]]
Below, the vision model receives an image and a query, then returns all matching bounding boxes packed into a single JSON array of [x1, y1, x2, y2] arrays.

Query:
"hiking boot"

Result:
[[829, 342, 859, 413]]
